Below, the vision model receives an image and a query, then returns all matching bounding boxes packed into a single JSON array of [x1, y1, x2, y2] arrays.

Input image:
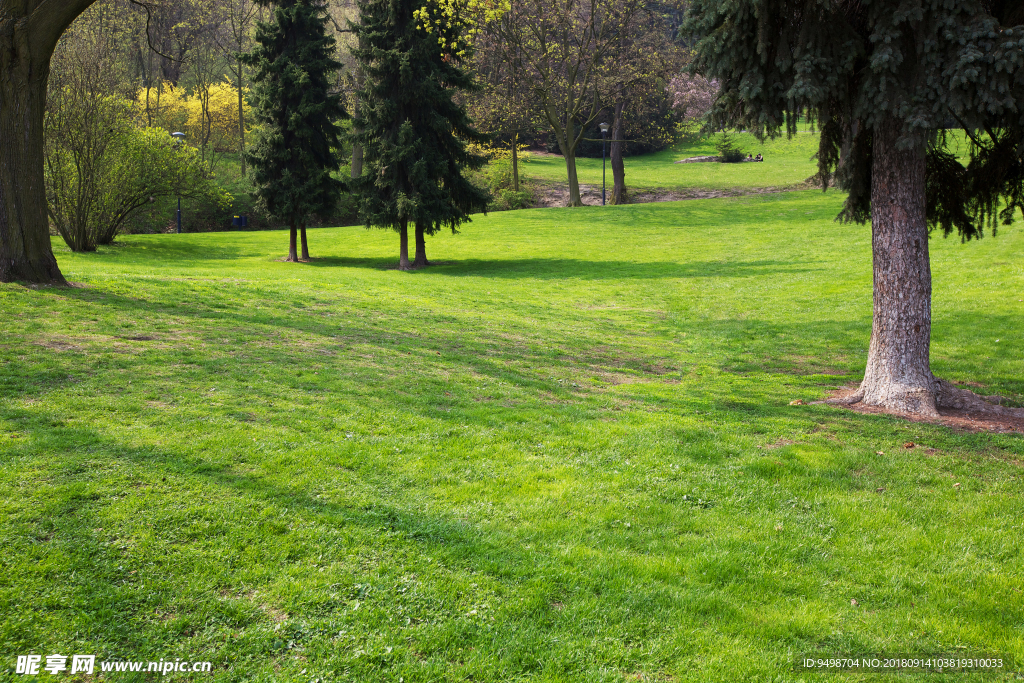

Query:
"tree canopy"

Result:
[[243, 0, 347, 261], [685, 0, 1024, 234], [352, 0, 489, 269]]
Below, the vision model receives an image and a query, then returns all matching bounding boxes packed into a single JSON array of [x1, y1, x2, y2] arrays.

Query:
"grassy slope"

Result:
[[524, 130, 822, 190], [2, 193, 1023, 682]]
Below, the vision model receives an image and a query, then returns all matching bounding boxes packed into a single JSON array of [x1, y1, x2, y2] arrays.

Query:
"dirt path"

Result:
[[530, 179, 821, 208]]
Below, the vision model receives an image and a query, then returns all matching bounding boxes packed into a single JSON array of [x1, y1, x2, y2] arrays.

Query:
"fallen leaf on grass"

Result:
[[903, 441, 915, 449], [789, 399, 806, 405], [850, 598, 859, 607]]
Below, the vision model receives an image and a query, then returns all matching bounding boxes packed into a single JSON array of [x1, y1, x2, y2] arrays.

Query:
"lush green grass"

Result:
[[525, 129, 822, 190], [2, 192, 1023, 682]]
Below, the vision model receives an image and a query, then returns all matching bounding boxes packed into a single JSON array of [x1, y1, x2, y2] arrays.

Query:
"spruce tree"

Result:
[[351, 0, 490, 270], [244, 0, 347, 262], [685, 1, 1024, 417]]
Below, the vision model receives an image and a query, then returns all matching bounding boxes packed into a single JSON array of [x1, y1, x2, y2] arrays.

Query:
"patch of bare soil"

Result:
[[531, 179, 821, 208], [533, 182, 609, 207], [759, 437, 795, 450], [825, 386, 1024, 435]]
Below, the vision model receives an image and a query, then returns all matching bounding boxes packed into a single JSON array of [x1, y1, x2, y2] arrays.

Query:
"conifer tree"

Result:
[[244, 0, 347, 262], [685, 1, 1024, 417], [351, 0, 490, 270]]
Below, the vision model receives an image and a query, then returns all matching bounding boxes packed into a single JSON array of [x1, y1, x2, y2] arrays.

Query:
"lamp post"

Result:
[[171, 132, 186, 233], [599, 122, 610, 205]]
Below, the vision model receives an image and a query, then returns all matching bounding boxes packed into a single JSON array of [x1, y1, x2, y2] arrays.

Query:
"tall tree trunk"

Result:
[[562, 118, 582, 207], [413, 220, 428, 268], [543, 105, 583, 206], [351, 62, 364, 178], [833, 120, 1024, 418], [300, 223, 309, 260], [853, 116, 937, 415], [350, 99, 363, 177], [238, 58, 246, 176], [609, 100, 626, 205], [0, 21, 67, 284], [511, 133, 519, 192], [351, 143, 363, 178], [398, 219, 410, 270], [287, 222, 298, 262]]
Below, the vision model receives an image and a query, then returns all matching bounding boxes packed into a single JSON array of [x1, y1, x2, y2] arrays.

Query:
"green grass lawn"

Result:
[[524, 129, 822, 190], [2, 192, 1023, 682]]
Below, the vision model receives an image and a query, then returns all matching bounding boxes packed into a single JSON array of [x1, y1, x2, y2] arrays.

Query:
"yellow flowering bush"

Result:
[[467, 141, 532, 163], [139, 82, 250, 154]]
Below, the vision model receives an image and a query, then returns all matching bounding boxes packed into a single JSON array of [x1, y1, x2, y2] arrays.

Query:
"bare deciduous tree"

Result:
[[485, 0, 638, 206]]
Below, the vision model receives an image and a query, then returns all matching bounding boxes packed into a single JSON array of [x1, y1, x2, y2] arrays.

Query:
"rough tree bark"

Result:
[[853, 116, 938, 415], [609, 100, 626, 205], [397, 219, 410, 270], [300, 223, 309, 260], [287, 221, 298, 262], [1, 0, 97, 284], [834, 116, 1024, 418], [413, 220, 428, 268]]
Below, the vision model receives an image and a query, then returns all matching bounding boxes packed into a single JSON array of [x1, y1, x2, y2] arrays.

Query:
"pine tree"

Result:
[[351, 0, 490, 270], [244, 0, 347, 262], [685, 1, 1024, 417]]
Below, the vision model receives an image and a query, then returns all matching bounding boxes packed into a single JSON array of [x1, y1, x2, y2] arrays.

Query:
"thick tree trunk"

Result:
[[413, 220, 428, 268], [0, 23, 66, 284], [850, 116, 938, 415], [609, 100, 626, 205], [287, 222, 298, 262], [398, 219, 410, 270], [828, 118, 1024, 419], [300, 224, 309, 260]]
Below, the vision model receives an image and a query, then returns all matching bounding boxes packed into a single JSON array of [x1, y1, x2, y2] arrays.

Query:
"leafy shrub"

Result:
[[482, 159, 534, 210], [44, 93, 228, 251], [490, 188, 535, 211]]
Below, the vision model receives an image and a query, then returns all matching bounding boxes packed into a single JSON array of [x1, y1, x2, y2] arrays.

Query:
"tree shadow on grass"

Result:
[[1, 398, 1017, 675], [303, 257, 822, 280], [60, 239, 253, 265], [0, 407, 544, 668], [22, 284, 1024, 434], [23, 284, 865, 404], [0, 405, 729, 673]]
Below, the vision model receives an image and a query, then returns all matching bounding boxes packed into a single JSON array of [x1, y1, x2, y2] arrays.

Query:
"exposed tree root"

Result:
[[932, 378, 1023, 416], [826, 377, 1024, 433], [829, 377, 1022, 416]]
